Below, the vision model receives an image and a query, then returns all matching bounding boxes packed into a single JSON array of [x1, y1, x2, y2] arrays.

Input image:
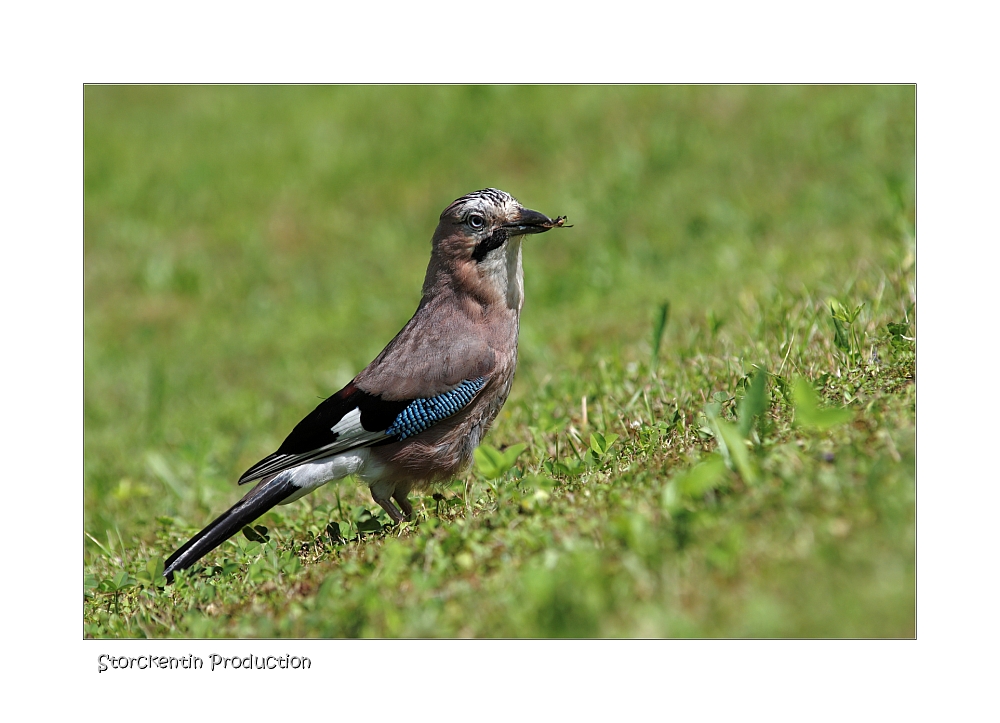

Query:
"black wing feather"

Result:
[[238, 382, 409, 484]]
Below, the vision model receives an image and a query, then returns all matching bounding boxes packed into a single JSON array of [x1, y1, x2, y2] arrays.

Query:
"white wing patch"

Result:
[[240, 407, 390, 484], [330, 408, 389, 447]]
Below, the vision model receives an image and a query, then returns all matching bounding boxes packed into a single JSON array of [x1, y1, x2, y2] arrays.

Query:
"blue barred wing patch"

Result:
[[386, 377, 486, 440]]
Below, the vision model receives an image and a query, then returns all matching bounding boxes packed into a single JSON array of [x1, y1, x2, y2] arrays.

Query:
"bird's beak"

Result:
[[503, 207, 569, 236]]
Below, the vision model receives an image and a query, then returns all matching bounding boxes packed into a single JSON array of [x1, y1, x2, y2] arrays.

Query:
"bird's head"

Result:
[[426, 188, 567, 310]]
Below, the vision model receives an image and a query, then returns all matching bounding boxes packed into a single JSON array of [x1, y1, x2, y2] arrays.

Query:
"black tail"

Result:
[[163, 474, 297, 582]]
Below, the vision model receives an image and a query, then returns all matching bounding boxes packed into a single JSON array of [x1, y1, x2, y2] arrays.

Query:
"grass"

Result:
[[84, 85, 915, 638]]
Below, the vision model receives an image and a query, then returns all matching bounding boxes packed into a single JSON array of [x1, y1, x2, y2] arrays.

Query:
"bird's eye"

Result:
[[468, 214, 485, 229]]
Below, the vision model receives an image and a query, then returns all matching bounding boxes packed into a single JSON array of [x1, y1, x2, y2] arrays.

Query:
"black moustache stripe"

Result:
[[472, 227, 508, 263]]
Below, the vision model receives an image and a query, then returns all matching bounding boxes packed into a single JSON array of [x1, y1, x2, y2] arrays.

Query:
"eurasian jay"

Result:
[[163, 188, 567, 580]]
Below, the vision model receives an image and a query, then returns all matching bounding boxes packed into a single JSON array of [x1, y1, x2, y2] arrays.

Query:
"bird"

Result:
[[163, 188, 569, 581]]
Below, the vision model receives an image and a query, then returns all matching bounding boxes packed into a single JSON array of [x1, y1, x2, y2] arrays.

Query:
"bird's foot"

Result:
[[371, 489, 414, 525], [393, 491, 414, 519], [374, 497, 406, 523]]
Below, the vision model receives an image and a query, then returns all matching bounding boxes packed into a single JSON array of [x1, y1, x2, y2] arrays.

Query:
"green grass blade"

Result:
[[651, 301, 670, 369]]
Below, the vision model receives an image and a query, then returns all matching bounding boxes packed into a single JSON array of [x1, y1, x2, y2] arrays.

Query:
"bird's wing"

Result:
[[240, 294, 500, 484], [237, 376, 488, 484]]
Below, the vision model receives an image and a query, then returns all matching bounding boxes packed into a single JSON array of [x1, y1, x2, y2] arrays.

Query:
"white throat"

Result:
[[476, 235, 524, 311]]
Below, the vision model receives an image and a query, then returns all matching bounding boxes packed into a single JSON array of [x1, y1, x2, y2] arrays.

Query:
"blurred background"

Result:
[[84, 86, 914, 636]]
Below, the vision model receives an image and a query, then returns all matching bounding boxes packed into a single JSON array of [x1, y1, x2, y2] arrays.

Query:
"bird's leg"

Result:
[[374, 496, 406, 523], [392, 490, 413, 520], [370, 481, 406, 523]]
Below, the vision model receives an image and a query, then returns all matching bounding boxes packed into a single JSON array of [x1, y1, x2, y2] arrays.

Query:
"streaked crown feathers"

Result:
[[441, 188, 520, 220]]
